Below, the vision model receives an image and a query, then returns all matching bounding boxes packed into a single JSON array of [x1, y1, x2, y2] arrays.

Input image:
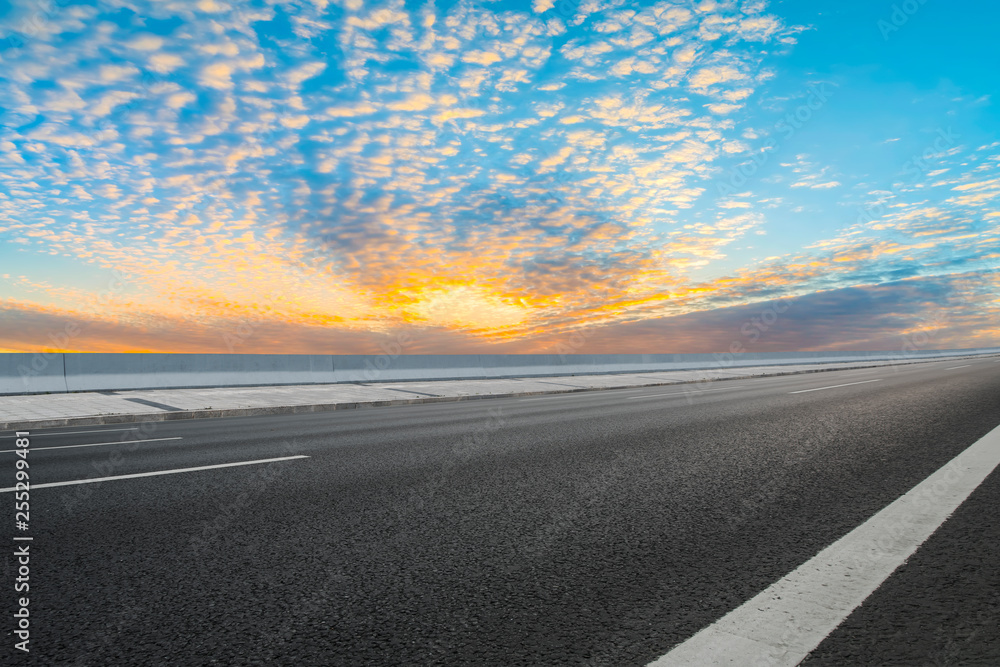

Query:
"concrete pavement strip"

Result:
[[1, 354, 997, 432]]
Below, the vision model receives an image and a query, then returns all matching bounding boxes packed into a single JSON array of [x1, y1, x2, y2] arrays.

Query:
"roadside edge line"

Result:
[[648, 422, 1000, 666]]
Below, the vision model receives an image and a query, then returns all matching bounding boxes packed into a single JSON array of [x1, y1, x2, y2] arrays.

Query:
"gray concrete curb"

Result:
[[7, 355, 998, 431]]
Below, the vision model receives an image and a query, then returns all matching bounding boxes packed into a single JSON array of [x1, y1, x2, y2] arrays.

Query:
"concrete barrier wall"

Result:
[[337, 348, 1000, 383], [63, 354, 335, 392], [0, 353, 68, 395], [333, 354, 488, 383], [1, 348, 998, 395]]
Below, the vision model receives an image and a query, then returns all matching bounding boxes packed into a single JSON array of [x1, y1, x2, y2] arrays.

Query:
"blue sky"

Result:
[[0, 0, 997, 353]]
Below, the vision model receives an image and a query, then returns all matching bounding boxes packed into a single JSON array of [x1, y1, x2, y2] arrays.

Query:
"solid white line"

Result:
[[0, 428, 142, 438], [788, 379, 881, 394], [628, 390, 724, 399], [648, 421, 1000, 667], [0, 455, 310, 493], [514, 388, 656, 401], [628, 387, 743, 399], [0, 437, 182, 454], [945, 365, 971, 370], [517, 394, 580, 401]]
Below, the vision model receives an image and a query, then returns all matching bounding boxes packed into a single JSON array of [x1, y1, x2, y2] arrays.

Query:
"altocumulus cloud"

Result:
[[0, 0, 997, 353]]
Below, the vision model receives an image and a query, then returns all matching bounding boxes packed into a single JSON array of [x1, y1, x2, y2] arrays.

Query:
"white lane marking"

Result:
[[515, 388, 652, 401], [628, 387, 743, 399], [517, 394, 581, 401], [648, 422, 1000, 667], [0, 455, 310, 493], [945, 365, 971, 370], [0, 428, 142, 439], [0, 437, 182, 454], [788, 379, 881, 394]]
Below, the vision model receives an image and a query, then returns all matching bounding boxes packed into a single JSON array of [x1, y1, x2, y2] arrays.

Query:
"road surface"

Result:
[[3, 358, 999, 665]]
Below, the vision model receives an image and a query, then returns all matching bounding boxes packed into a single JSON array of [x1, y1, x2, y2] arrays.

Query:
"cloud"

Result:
[[148, 53, 186, 73], [688, 65, 746, 92], [4, 0, 991, 355], [735, 16, 782, 41], [283, 61, 327, 88], [462, 50, 503, 65], [199, 62, 235, 89], [568, 273, 999, 354], [165, 91, 197, 109], [7, 271, 982, 355], [126, 34, 164, 51], [387, 94, 435, 111], [326, 102, 378, 117], [706, 102, 743, 114], [792, 180, 841, 189]]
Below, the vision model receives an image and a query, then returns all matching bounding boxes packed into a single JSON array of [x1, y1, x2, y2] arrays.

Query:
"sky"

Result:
[[0, 0, 998, 355]]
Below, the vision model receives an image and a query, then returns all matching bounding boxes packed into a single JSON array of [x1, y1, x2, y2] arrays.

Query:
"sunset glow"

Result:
[[1, 0, 998, 353]]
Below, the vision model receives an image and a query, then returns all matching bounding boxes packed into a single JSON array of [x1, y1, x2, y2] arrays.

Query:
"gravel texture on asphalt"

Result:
[[2, 362, 998, 666]]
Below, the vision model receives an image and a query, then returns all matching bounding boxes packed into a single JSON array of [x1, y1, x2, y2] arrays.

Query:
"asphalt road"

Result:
[[3, 357, 999, 665]]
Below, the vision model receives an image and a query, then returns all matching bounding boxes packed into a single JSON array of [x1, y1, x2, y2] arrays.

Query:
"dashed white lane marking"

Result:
[[945, 365, 971, 370], [627, 387, 739, 399], [788, 379, 881, 394], [0, 455, 310, 493], [0, 437, 182, 454], [517, 388, 662, 401], [648, 422, 1000, 667], [517, 394, 584, 401], [0, 428, 142, 439]]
